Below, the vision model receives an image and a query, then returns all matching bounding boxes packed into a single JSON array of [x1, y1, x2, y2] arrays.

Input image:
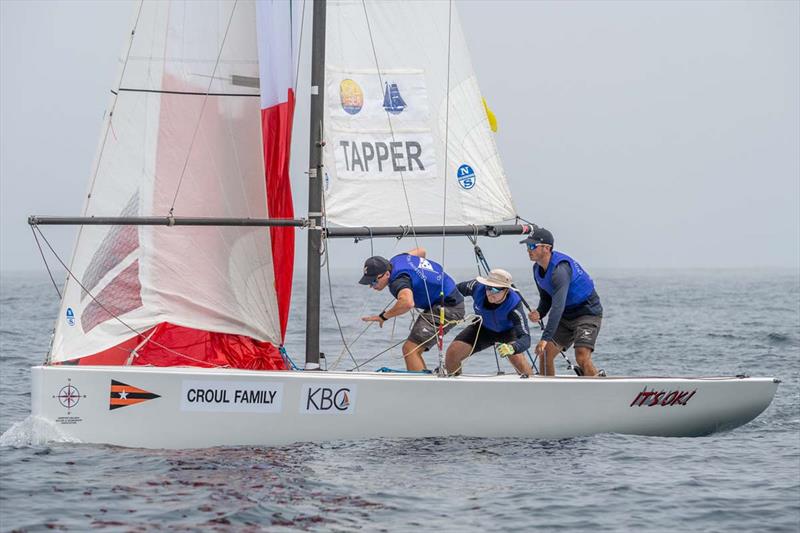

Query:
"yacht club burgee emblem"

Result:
[[109, 380, 160, 410]]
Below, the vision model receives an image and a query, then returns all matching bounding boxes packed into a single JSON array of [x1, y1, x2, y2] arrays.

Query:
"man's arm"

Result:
[[536, 284, 552, 318], [362, 275, 415, 326], [384, 288, 414, 319], [507, 302, 532, 353], [541, 263, 572, 342], [456, 279, 477, 297], [407, 247, 426, 258]]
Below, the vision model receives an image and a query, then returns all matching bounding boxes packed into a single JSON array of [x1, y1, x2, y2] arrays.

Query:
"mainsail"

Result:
[[50, 0, 298, 369], [322, 0, 517, 227]]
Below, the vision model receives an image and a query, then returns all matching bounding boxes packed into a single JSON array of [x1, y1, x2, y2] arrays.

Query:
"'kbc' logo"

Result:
[[302, 385, 356, 414]]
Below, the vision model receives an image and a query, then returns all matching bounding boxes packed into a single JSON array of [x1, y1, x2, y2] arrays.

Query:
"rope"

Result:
[[168, 0, 240, 214]]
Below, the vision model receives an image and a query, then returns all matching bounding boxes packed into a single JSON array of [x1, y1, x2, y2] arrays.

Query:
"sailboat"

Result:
[[27, 0, 778, 449]]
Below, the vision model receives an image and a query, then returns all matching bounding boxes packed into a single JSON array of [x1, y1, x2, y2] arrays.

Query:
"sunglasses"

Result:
[[526, 242, 546, 251], [369, 272, 387, 287], [487, 286, 507, 294]]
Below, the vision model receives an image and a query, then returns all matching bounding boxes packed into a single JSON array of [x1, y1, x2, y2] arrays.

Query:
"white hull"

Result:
[[32, 366, 779, 449]]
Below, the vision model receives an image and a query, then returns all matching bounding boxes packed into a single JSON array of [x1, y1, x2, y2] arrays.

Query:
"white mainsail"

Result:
[[51, 1, 283, 364], [322, 0, 517, 227]]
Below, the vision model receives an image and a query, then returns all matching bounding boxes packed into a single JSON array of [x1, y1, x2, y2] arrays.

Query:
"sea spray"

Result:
[[0, 415, 81, 447]]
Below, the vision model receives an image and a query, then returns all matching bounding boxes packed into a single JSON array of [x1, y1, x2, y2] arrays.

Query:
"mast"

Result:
[[304, 0, 326, 369]]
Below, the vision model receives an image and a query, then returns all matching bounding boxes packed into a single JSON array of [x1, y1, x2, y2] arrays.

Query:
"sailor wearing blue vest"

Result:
[[444, 269, 533, 377], [521, 227, 604, 377], [359, 248, 466, 371]]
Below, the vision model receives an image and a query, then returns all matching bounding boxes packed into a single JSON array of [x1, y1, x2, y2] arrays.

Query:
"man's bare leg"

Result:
[[403, 340, 427, 371], [445, 340, 473, 375], [508, 353, 533, 376], [574, 346, 598, 377], [538, 342, 562, 376]]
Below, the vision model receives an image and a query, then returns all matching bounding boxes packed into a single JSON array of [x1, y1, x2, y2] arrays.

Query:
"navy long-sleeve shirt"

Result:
[[457, 280, 532, 353], [535, 262, 602, 341]]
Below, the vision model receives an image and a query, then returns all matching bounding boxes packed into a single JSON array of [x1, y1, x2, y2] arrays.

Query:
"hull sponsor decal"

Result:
[[630, 387, 697, 407], [180, 381, 283, 413], [300, 384, 357, 415], [109, 380, 160, 410]]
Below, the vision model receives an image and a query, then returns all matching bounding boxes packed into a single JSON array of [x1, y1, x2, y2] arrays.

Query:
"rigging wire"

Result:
[[32, 226, 226, 368], [292, 0, 307, 95], [31, 226, 62, 300], [84, 0, 145, 204], [168, 0, 240, 214], [61, 0, 146, 324], [360, 0, 442, 372], [319, 166, 361, 370], [437, 0, 455, 369], [328, 231, 409, 371]]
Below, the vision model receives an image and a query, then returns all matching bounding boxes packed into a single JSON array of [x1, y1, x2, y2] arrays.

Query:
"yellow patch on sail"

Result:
[[483, 97, 498, 133]]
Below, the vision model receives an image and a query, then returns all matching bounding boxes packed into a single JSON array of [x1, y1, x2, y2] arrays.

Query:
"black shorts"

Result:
[[407, 301, 466, 350], [453, 322, 517, 354], [552, 314, 602, 351]]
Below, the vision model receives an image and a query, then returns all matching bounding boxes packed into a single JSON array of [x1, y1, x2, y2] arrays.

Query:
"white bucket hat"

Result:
[[476, 268, 514, 289]]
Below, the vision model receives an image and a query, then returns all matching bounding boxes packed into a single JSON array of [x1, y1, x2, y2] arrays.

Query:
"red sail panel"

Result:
[[261, 88, 296, 339], [60, 322, 287, 370], [81, 261, 143, 333]]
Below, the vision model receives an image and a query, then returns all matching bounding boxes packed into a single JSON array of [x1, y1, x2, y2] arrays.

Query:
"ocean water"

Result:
[[1, 269, 798, 531]]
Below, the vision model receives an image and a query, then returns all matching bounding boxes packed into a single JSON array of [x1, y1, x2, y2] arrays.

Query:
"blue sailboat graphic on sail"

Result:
[[383, 81, 406, 115]]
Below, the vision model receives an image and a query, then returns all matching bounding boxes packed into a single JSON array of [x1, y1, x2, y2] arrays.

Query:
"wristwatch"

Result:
[[378, 311, 388, 322]]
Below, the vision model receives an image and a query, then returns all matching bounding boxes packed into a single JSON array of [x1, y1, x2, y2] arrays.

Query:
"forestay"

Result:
[[322, 0, 517, 227], [50, 0, 297, 369]]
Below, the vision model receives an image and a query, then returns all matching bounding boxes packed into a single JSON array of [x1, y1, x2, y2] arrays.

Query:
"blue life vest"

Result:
[[389, 254, 456, 311], [534, 250, 595, 308], [472, 283, 522, 332]]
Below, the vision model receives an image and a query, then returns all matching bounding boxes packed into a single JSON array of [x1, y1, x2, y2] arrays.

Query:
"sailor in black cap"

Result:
[[359, 248, 465, 371], [521, 228, 604, 377]]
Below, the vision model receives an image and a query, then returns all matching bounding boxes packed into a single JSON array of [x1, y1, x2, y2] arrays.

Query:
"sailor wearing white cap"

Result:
[[445, 269, 533, 376]]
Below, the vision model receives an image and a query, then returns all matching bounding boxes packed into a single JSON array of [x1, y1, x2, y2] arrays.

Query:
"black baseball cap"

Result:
[[520, 227, 554, 246], [358, 256, 391, 285]]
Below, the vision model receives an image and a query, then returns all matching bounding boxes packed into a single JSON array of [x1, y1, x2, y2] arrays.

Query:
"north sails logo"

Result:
[[109, 380, 160, 410]]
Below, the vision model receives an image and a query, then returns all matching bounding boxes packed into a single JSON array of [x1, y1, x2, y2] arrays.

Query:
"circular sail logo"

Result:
[[339, 79, 364, 115], [457, 164, 476, 190]]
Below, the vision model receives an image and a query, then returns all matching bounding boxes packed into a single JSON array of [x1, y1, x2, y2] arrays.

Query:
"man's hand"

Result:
[[535, 339, 548, 357], [528, 310, 540, 322], [497, 343, 515, 358], [361, 315, 385, 328]]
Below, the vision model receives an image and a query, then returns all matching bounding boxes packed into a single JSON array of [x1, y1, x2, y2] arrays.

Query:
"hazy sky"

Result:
[[1, 0, 798, 275]]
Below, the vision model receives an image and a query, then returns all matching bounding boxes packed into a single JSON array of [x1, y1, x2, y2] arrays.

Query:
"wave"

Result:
[[0, 415, 81, 447]]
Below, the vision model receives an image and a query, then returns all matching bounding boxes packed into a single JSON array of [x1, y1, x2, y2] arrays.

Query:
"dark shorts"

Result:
[[453, 322, 517, 354], [408, 301, 466, 350], [552, 314, 602, 351]]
